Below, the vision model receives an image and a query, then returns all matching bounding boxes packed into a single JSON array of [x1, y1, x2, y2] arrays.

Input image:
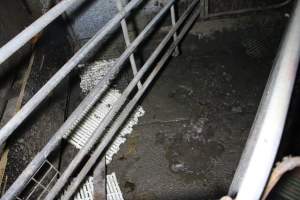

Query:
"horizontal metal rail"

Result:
[[62, 7, 200, 199], [44, 0, 190, 198], [0, 0, 86, 65], [229, 0, 300, 199], [0, 0, 144, 150], [1, 0, 180, 199], [1, 0, 146, 199], [45, 0, 198, 198]]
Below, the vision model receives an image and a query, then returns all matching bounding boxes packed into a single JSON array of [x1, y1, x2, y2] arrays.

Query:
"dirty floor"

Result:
[[108, 13, 287, 200], [0, 9, 290, 200]]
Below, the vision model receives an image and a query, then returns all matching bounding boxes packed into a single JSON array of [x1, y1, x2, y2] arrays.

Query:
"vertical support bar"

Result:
[[170, 4, 180, 56], [204, 0, 209, 16], [115, 0, 142, 89], [200, 0, 208, 18]]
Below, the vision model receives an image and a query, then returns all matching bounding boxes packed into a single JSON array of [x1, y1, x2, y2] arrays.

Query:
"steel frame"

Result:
[[229, 0, 300, 199], [0, 0, 298, 199], [0, 0, 200, 199]]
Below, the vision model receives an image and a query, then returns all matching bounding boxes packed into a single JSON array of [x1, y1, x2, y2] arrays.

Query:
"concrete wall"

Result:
[[209, 0, 286, 13], [21, 0, 288, 45], [65, 0, 287, 41]]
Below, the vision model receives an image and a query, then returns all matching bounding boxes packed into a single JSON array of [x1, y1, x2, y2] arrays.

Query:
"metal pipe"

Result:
[[204, 0, 209, 16], [229, 1, 300, 199], [5, 1, 178, 198], [0, 0, 144, 150], [62, 7, 200, 200], [0, 0, 85, 65], [170, 4, 180, 56], [115, 0, 143, 89], [45, 1, 183, 198], [1, 1, 145, 199]]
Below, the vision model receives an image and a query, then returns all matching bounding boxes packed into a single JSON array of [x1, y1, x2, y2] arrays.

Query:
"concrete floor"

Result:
[[1, 8, 291, 199], [108, 13, 287, 200]]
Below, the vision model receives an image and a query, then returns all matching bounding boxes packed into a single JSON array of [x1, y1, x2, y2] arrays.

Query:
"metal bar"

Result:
[[62, 8, 200, 199], [229, 1, 300, 199], [37, 172, 59, 200], [0, 0, 85, 65], [1, 1, 144, 199], [2, 1, 177, 199], [25, 166, 52, 200], [31, 178, 48, 191], [93, 158, 106, 200], [115, 0, 143, 89], [199, 0, 205, 18], [204, 0, 209, 16], [45, 160, 61, 174], [0, 0, 144, 151], [170, 4, 180, 56], [44, 1, 179, 199]]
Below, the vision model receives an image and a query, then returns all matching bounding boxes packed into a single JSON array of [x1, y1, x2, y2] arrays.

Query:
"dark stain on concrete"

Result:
[[108, 12, 287, 200]]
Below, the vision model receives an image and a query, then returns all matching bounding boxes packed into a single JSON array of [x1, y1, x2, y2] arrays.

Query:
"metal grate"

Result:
[[242, 38, 267, 59], [17, 160, 60, 200], [62, 173, 124, 200]]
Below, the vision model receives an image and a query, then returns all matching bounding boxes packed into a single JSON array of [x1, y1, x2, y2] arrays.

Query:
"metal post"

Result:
[[204, 0, 209, 16], [61, 7, 200, 200], [44, 1, 198, 199], [115, 0, 143, 89], [0, 0, 86, 65], [0, 0, 144, 150], [170, 4, 180, 56], [200, 0, 208, 18], [229, 1, 300, 199]]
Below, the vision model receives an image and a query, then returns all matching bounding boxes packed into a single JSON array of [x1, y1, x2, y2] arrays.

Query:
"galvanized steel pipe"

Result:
[[0, 0, 86, 65], [0, 0, 144, 150], [61, 5, 200, 200], [2, 0, 180, 199], [229, 1, 300, 199], [0, 0, 144, 199], [44, 0, 183, 198], [115, 0, 143, 89]]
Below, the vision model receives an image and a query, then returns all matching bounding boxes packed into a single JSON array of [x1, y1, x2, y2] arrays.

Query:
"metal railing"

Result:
[[0, 0, 295, 199], [0, 0, 144, 150], [0, 0, 201, 199], [229, 0, 300, 199], [0, 0, 86, 65]]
